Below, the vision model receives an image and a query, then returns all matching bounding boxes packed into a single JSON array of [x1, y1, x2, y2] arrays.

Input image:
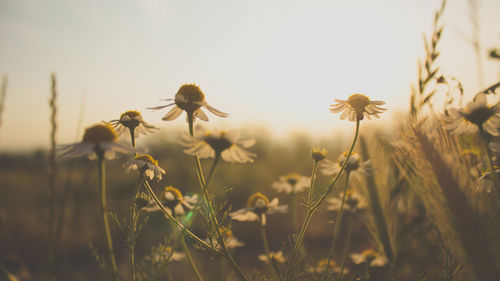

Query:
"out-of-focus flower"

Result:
[[150, 246, 185, 263], [258, 251, 285, 264], [271, 173, 310, 194], [59, 123, 134, 160], [230, 192, 288, 226], [123, 154, 166, 181], [206, 229, 245, 250], [320, 152, 370, 180], [311, 147, 328, 163], [149, 84, 228, 122], [350, 249, 387, 267], [142, 186, 197, 216], [330, 94, 386, 121], [110, 110, 157, 140], [179, 127, 256, 163], [327, 189, 367, 212], [444, 93, 500, 136], [307, 259, 346, 275]]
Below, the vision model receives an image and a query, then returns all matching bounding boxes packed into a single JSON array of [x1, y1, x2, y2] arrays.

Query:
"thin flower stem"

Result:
[[141, 178, 219, 253], [128, 172, 143, 281], [260, 224, 281, 280], [322, 172, 350, 281], [129, 129, 136, 148], [180, 227, 205, 281], [291, 192, 298, 231], [284, 120, 360, 281], [335, 215, 354, 281], [98, 156, 119, 281], [187, 121, 248, 281]]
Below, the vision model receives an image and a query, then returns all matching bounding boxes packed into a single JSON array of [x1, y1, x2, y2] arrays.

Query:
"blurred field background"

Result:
[[1, 0, 500, 281]]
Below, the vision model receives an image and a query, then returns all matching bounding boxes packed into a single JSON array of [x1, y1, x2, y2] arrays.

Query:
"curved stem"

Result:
[[141, 178, 219, 253], [322, 172, 350, 281], [180, 228, 205, 281], [260, 224, 280, 280], [284, 119, 360, 281], [98, 157, 119, 281]]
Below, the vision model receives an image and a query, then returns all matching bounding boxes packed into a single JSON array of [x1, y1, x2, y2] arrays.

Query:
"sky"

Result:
[[0, 0, 499, 151]]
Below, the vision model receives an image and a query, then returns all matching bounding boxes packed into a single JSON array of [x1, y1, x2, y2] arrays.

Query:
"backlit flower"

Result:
[[320, 152, 370, 180], [311, 147, 328, 163], [142, 186, 197, 216], [230, 192, 288, 226], [149, 84, 228, 122], [206, 229, 245, 250], [307, 259, 346, 274], [179, 126, 256, 163], [150, 246, 185, 263], [327, 189, 367, 212], [258, 251, 285, 264], [444, 93, 500, 136], [271, 173, 310, 194], [110, 110, 157, 140], [330, 94, 386, 121], [350, 249, 387, 267], [123, 154, 166, 181], [59, 123, 134, 160]]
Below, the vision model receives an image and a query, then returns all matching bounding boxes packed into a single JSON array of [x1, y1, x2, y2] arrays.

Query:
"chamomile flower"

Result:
[[142, 186, 198, 216], [258, 251, 285, 264], [149, 83, 228, 123], [271, 173, 311, 194], [320, 152, 370, 180], [109, 110, 157, 142], [350, 249, 387, 267], [123, 154, 166, 181], [206, 229, 245, 250], [179, 126, 256, 163], [444, 93, 500, 136], [230, 192, 288, 226], [150, 246, 185, 263], [59, 123, 134, 160], [311, 147, 328, 163], [307, 259, 346, 274], [330, 94, 386, 121], [327, 189, 367, 212]]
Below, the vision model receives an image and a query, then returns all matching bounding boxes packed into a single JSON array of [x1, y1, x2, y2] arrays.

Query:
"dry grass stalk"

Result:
[[0, 75, 7, 133]]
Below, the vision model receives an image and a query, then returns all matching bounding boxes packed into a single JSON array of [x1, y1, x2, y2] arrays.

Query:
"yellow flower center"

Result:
[[82, 123, 118, 143], [284, 173, 301, 186], [175, 84, 206, 112], [361, 249, 379, 259], [339, 152, 360, 172], [162, 186, 183, 201], [347, 93, 371, 120], [119, 110, 142, 129], [247, 192, 270, 208], [135, 154, 159, 166], [318, 259, 337, 268], [203, 131, 233, 154], [464, 106, 495, 126], [311, 147, 327, 162]]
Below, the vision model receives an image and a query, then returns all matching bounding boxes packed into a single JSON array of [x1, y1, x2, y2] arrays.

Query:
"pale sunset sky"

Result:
[[0, 0, 499, 151]]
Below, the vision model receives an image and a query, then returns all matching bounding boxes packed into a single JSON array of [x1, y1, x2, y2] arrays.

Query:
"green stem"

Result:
[[260, 224, 280, 280], [141, 178, 219, 253], [128, 172, 143, 281], [180, 229, 205, 281], [322, 172, 350, 281], [98, 156, 119, 281], [284, 119, 360, 281], [291, 192, 298, 231]]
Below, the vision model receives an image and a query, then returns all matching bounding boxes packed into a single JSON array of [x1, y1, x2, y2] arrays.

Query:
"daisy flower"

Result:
[[350, 249, 387, 267], [311, 147, 328, 163], [206, 229, 245, 250], [149, 83, 228, 123], [258, 251, 285, 264], [444, 93, 500, 136], [142, 186, 198, 216], [150, 246, 185, 263], [59, 123, 134, 160], [327, 189, 367, 212], [123, 154, 166, 181], [307, 259, 346, 275], [109, 110, 157, 145], [320, 152, 370, 180], [271, 173, 311, 194], [230, 192, 288, 226], [330, 93, 386, 121], [179, 126, 256, 163]]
